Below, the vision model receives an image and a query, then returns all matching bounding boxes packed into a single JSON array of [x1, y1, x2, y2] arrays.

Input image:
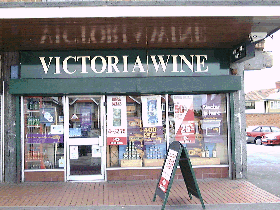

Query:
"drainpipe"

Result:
[[230, 92, 236, 180]]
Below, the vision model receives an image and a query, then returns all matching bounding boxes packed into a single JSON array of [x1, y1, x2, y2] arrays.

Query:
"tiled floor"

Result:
[[0, 178, 279, 207]]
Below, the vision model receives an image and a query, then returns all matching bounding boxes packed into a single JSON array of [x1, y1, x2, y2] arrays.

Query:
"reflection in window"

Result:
[[24, 97, 64, 170]]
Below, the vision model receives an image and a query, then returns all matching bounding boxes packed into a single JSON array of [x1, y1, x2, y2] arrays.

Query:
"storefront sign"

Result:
[[107, 96, 127, 145], [173, 95, 196, 144], [20, 49, 229, 79], [27, 134, 64, 144]]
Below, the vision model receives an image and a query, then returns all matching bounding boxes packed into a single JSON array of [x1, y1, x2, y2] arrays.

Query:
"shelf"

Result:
[[25, 159, 46, 169], [27, 110, 40, 113], [25, 159, 42, 162]]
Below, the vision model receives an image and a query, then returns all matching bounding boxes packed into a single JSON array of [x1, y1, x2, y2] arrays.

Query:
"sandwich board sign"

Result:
[[153, 141, 205, 209]]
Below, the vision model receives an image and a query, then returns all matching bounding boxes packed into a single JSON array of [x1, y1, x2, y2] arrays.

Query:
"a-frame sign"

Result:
[[153, 141, 205, 209]]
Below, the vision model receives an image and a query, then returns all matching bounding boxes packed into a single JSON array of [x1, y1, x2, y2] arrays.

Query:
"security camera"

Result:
[[249, 32, 267, 43]]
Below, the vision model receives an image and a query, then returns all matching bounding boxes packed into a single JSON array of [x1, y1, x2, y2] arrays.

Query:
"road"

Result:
[[247, 143, 280, 197]]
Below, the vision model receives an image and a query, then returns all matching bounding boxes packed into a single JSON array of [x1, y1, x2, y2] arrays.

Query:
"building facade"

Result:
[[246, 82, 280, 129], [1, 0, 280, 183]]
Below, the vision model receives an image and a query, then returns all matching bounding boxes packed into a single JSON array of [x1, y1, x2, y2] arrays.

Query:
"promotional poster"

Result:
[[80, 106, 92, 133], [107, 96, 127, 145], [158, 149, 178, 193], [201, 94, 224, 143], [173, 95, 196, 144], [141, 96, 163, 145], [141, 95, 162, 127]]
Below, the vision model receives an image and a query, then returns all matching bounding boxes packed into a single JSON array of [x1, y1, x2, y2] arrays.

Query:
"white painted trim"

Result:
[[21, 96, 24, 182], [0, 82, 4, 182], [0, 6, 280, 19], [65, 95, 106, 182], [24, 169, 64, 172]]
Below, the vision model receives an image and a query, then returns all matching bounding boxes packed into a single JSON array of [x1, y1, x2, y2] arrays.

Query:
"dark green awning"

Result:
[[9, 75, 241, 95]]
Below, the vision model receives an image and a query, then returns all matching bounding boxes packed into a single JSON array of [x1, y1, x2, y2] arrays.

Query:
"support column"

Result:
[[2, 52, 19, 183], [230, 62, 247, 179]]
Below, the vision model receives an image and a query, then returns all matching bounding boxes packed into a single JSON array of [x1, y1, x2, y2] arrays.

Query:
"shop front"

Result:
[[10, 49, 241, 182]]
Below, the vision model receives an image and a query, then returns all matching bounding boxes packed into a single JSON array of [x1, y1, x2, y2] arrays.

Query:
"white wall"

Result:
[[245, 100, 265, 113]]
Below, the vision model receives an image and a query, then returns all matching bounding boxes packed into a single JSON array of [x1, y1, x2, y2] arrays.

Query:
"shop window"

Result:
[[23, 97, 64, 170], [169, 94, 228, 165], [107, 95, 167, 168], [107, 94, 229, 168]]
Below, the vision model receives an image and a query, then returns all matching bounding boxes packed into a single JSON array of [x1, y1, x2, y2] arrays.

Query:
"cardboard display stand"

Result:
[[153, 141, 205, 210]]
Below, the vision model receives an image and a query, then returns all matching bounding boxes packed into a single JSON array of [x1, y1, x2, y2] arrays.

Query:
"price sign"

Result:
[[174, 104, 187, 114], [158, 149, 178, 193], [144, 127, 157, 138], [143, 126, 163, 145], [107, 128, 126, 135], [153, 141, 205, 210], [173, 95, 195, 144]]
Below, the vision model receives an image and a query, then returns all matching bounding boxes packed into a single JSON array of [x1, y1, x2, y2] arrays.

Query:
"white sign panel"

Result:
[[70, 146, 79, 160], [107, 96, 127, 145]]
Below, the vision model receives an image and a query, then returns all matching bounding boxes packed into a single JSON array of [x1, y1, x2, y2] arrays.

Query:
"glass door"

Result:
[[65, 96, 105, 181]]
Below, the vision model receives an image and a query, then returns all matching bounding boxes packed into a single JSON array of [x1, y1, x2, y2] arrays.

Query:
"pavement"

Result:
[[0, 178, 279, 210]]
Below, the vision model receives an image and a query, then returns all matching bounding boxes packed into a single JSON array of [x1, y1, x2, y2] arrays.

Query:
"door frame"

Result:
[[64, 95, 106, 182]]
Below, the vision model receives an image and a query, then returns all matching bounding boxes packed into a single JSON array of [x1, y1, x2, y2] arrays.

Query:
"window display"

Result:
[[107, 95, 167, 168], [169, 94, 228, 165], [24, 97, 64, 170], [107, 94, 228, 168], [23, 93, 228, 171]]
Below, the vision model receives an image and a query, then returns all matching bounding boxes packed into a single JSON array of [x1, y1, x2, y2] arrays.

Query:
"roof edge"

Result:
[[1, 1, 280, 8]]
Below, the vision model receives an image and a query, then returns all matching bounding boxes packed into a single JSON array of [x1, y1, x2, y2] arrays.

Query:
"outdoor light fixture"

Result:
[[249, 32, 267, 43]]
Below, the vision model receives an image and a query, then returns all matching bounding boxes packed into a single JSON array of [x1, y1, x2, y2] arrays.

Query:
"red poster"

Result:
[[173, 95, 195, 144], [158, 148, 178, 193], [175, 109, 195, 143], [107, 137, 127, 145]]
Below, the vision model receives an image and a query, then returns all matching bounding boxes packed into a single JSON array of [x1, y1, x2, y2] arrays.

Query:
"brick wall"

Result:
[[246, 113, 280, 128], [107, 167, 229, 181]]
